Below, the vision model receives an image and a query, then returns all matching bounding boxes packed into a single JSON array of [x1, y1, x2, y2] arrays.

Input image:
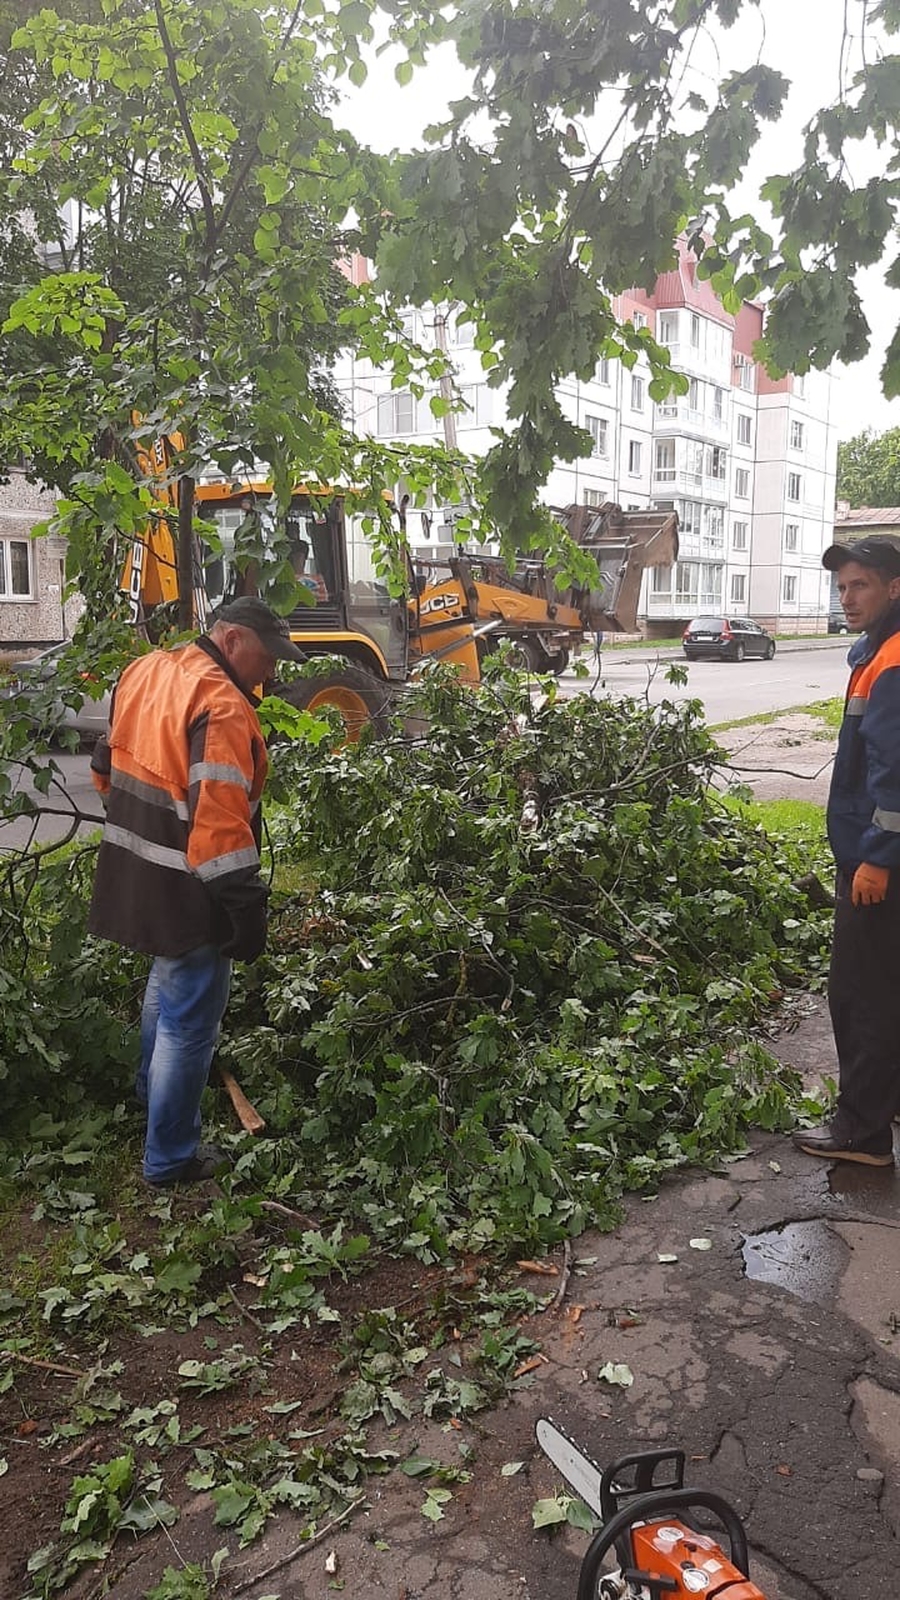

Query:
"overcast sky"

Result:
[[338, 0, 899, 443]]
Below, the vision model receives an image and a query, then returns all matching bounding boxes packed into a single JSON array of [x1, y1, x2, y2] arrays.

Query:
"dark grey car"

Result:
[[682, 615, 776, 663]]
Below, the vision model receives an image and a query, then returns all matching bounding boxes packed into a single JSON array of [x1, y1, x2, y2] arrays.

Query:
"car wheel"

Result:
[[764, 640, 776, 660], [733, 643, 745, 663]]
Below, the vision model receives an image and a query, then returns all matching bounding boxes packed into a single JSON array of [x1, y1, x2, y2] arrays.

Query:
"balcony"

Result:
[[654, 405, 729, 439]]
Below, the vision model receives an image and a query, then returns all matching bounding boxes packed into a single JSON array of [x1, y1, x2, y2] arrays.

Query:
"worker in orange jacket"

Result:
[[793, 538, 900, 1167], [89, 598, 304, 1185]]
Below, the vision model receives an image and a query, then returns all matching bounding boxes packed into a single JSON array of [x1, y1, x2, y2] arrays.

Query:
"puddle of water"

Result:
[[827, 1160, 899, 1216], [741, 1220, 846, 1303]]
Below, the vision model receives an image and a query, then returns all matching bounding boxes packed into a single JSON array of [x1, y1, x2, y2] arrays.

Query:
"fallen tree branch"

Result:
[[232, 1497, 366, 1594], [2, 1350, 83, 1379], [540, 1239, 574, 1314]]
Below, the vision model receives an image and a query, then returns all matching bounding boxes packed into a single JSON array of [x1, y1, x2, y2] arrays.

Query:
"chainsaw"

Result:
[[535, 1418, 767, 1600]]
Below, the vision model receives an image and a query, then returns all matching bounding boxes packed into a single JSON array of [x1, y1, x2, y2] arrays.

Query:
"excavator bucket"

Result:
[[552, 502, 679, 633]]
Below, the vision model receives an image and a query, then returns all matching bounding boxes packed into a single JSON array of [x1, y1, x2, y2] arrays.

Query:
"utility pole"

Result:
[[432, 306, 458, 452]]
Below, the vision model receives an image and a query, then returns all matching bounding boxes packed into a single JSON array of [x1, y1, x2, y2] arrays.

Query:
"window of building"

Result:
[[458, 384, 495, 425], [684, 442, 704, 484], [687, 377, 700, 413], [630, 374, 645, 411], [790, 419, 805, 451], [651, 564, 671, 593], [787, 471, 801, 501], [731, 573, 746, 603], [737, 413, 752, 446], [784, 521, 799, 551], [712, 386, 724, 421], [448, 311, 474, 348], [632, 310, 648, 330], [628, 440, 643, 476], [732, 520, 748, 551], [701, 561, 724, 608], [783, 574, 797, 604], [377, 390, 415, 434], [584, 488, 606, 507], [678, 500, 701, 537], [709, 445, 727, 480], [658, 312, 677, 346], [794, 373, 807, 399], [705, 506, 724, 547], [690, 313, 701, 349], [655, 440, 675, 480], [735, 353, 755, 391], [0, 538, 33, 598], [675, 560, 698, 606], [595, 357, 610, 385], [586, 414, 609, 457], [735, 467, 750, 498]]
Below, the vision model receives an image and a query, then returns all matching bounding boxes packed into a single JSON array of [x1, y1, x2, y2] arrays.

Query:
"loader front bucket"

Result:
[[553, 503, 679, 633]]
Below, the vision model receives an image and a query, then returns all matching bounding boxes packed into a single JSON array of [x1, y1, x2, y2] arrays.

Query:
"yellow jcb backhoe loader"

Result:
[[122, 464, 679, 739]]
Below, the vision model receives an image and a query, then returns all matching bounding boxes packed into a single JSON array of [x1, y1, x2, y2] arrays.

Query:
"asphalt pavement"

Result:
[[119, 1002, 898, 1600]]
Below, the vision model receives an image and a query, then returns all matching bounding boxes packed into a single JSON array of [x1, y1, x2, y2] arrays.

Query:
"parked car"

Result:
[[682, 616, 776, 662], [1, 643, 111, 745]]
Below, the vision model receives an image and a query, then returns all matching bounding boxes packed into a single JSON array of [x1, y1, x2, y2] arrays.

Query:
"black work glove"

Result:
[[210, 870, 269, 963], [219, 902, 268, 963]]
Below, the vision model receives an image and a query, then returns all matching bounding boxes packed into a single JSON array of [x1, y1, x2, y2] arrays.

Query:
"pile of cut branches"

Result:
[[220, 667, 830, 1251]]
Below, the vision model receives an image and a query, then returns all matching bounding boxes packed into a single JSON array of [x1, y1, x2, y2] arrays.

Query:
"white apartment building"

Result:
[[335, 243, 839, 633]]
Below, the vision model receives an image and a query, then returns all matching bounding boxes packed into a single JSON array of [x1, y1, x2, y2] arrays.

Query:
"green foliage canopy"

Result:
[[837, 426, 900, 508], [3, 0, 900, 593]]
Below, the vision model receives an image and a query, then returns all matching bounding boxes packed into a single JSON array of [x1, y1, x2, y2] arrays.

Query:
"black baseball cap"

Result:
[[822, 536, 900, 576], [211, 597, 306, 662]]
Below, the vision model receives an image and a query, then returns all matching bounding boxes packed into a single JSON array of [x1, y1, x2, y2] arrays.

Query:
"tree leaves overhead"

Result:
[[837, 425, 900, 507], [2, 0, 900, 588]]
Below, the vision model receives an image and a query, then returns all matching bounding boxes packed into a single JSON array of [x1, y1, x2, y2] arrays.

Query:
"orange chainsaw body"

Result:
[[631, 1520, 768, 1598]]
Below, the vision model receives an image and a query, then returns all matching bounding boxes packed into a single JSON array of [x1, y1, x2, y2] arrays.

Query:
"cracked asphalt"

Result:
[[192, 994, 899, 1600]]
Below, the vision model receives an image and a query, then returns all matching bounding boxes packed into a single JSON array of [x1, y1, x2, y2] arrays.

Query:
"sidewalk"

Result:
[[585, 635, 852, 669], [107, 1001, 900, 1600]]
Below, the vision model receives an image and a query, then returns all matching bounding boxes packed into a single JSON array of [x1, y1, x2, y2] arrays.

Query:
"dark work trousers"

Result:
[[829, 868, 900, 1151]]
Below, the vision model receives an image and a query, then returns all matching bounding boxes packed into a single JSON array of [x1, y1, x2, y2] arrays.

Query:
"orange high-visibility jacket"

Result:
[[89, 638, 269, 958]]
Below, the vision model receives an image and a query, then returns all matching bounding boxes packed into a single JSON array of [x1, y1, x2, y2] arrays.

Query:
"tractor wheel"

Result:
[[546, 647, 570, 676], [278, 665, 391, 742], [505, 636, 546, 673]]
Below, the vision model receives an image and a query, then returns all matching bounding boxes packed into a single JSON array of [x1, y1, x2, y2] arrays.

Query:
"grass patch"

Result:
[[712, 697, 843, 735], [718, 794, 827, 843]]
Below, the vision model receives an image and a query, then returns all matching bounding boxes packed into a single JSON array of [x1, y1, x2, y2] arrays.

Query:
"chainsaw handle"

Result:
[[576, 1487, 751, 1600]]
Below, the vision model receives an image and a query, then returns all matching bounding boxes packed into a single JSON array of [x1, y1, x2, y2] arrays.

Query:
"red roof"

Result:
[[649, 240, 734, 327]]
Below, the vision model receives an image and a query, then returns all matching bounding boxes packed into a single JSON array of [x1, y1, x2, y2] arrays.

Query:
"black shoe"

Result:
[[145, 1144, 229, 1187], [791, 1125, 893, 1167]]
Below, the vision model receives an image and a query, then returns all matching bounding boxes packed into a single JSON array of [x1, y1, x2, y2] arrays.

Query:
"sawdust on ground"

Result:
[[713, 711, 835, 805]]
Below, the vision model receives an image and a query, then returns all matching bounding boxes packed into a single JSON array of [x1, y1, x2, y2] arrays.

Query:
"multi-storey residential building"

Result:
[[0, 472, 83, 654], [335, 242, 839, 635], [2, 245, 839, 649]]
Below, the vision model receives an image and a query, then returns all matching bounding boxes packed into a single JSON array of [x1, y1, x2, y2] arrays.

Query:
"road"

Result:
[[559, 636, 851, 725], [0, 641, 852, 850], [0, 748, 104, 852]]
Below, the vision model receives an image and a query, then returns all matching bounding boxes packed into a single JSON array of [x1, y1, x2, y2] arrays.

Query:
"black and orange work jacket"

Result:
[[88, 638, 269, 958], [828, 602, 900, 873]]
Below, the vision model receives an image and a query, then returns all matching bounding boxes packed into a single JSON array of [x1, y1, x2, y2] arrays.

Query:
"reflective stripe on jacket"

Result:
[[828, 604, 900, 872], [88, 639, 268, 956]]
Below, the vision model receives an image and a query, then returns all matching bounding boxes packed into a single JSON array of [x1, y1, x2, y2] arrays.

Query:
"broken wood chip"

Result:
[[514, 1354, 550, 1379], [516, 1259, 559, 1276]]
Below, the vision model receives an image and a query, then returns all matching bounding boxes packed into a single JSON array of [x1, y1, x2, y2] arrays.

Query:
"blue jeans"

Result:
[[137, 946, 232, 1182]]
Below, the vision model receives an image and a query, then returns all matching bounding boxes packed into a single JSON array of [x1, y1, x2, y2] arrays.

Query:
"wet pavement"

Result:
[[108, 992, 899, 1600]]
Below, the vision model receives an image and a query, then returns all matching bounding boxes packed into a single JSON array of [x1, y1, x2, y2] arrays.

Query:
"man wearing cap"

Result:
[[89, 598, 305, 1185], [793, 537, 900, 1166]]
